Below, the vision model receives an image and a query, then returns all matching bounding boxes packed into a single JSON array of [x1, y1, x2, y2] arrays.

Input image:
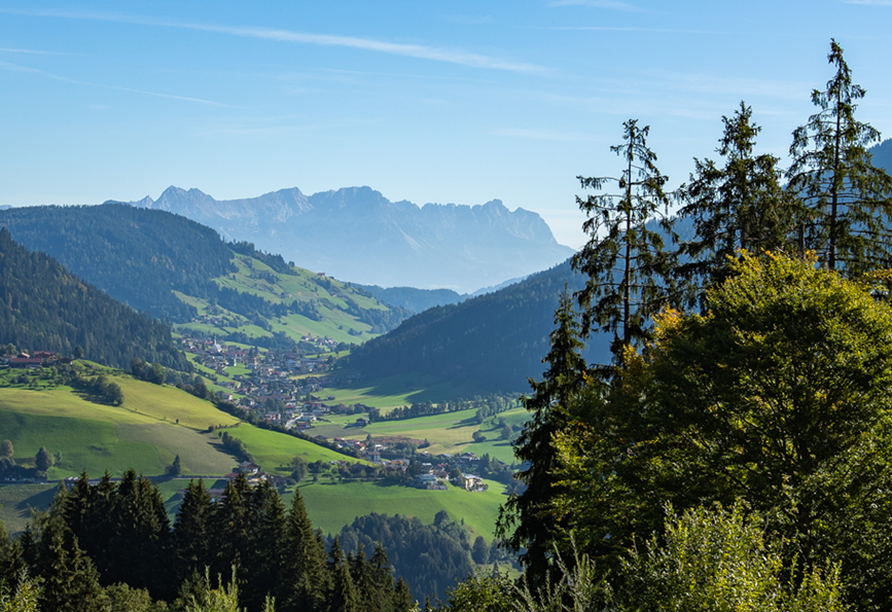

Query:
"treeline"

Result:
[[369, 395, 516, 422], [0, 228, 189, 371], [332, 511, 476, 602], [340, 297, 412, 334], [230, 240, 297, 276], [352, 284, 465, 314], [0, 471, 414, 612]]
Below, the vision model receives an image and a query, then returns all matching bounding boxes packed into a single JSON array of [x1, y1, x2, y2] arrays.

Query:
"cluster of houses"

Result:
[[2, 351, 71, 369], [412, 451, 491, 492], [180, 336, 370, 432]]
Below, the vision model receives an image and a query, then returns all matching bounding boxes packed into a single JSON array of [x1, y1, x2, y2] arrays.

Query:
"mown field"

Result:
[[319, 371, 492, 410], [313, 406, 529, 464], [291, 477, 506, 540], [225, 423, 367, 475]]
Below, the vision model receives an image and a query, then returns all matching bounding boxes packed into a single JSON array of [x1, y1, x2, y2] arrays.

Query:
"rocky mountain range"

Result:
[[115, 186, 575, 294]]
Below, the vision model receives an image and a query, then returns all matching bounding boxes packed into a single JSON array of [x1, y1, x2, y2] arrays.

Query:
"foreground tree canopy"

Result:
[[551, 254, 892, 606], [494, 39, 892, 612]]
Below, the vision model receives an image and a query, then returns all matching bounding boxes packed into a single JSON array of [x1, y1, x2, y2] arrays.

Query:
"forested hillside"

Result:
[[0, 228, 187, 370], [333, 512, 477, 602], [0, 203, 234, 322], [348, 259, 606, 393], [0, 204, 410, 346]]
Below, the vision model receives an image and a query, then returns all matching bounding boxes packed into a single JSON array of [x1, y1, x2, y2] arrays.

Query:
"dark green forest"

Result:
[[0, 204, 235, 322], [0, 472, 415, 612], [347, 259, 605, 393], [331, 512, 479, 602], [0, 228, 188, 371]]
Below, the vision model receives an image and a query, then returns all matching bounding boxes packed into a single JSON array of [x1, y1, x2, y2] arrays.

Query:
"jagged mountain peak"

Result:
[[122, 184, 574, 293]]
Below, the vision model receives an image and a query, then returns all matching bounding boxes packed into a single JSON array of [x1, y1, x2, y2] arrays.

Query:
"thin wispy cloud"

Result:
[[549, 0, 646, 12], [1, 8, 544, 74], [544, 25, 725, 34], [0, 59, 231, 106], [0, 47, 72, 55], [490, 128, 597, 142]]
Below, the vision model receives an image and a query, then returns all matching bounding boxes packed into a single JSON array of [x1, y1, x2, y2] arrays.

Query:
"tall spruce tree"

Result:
[[787, 39, 892, 274], [244, 480, 287, 610], [282, 487, 329, 612], [677, 101, 793, 305], [173, 479, 215, 588], [33, 491, 110, 612], [497, 292, 588, 584], [328, 538, 360, 612], [106, 470, 171, 597], [572, 119, 675, 368]]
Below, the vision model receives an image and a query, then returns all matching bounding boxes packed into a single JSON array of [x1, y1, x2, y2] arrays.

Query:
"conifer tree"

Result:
[[106, 470, 171, 596], [173, 479, 215, 586], [35, 521, 110, 612], [328, 538, 360, 612], [282, 488, 329, 612], [210, 472, 253, 580], [497, 292, 587, 584], [349, 543, 390, 612], [788, 39, 892, 274], [572, 119, 675, 368], [392, 577, 414, 612], [677, 101, 793, 305], [244, 480, 287, 610], [369, 542, 400, 612]]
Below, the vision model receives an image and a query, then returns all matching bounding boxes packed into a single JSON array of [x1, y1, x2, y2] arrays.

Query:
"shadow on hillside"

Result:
[[14, 486, 56, 517]]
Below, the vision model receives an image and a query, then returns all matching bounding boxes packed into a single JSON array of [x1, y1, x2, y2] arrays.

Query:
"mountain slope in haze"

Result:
[[0, 228, 188, 370], [121, 185, 575, 293], [0, 204, 409, 347]]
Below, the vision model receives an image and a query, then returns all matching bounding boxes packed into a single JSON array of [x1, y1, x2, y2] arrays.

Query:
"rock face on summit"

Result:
[[128, 186, 575, 293]]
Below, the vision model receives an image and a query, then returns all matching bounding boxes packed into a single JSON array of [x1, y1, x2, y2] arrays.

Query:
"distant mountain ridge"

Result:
[[116, 186, 575, 293]]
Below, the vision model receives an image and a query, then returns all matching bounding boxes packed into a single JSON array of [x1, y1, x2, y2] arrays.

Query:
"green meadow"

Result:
[[291, 478, 506, 540], [223, 424, 366, 475], [312, 407, 529, 464], [319, 371, 488, 410]]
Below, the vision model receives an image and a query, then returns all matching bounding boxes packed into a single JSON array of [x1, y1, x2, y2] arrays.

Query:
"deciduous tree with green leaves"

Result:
[[553, 253, 892, 610]]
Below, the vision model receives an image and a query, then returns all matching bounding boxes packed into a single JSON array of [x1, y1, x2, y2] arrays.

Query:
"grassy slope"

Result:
[[226, 424, 365, 476], [320, 371, 488, 409], [174, 254, 396, 345], [313, 407, 529, 464], [0, 484, 56, 535], [291, 478, 506, 540], [0, 367, 361, 478]]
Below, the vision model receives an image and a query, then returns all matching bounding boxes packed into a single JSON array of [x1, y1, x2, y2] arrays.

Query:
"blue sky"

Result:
[[1, 1, 890, 249]]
